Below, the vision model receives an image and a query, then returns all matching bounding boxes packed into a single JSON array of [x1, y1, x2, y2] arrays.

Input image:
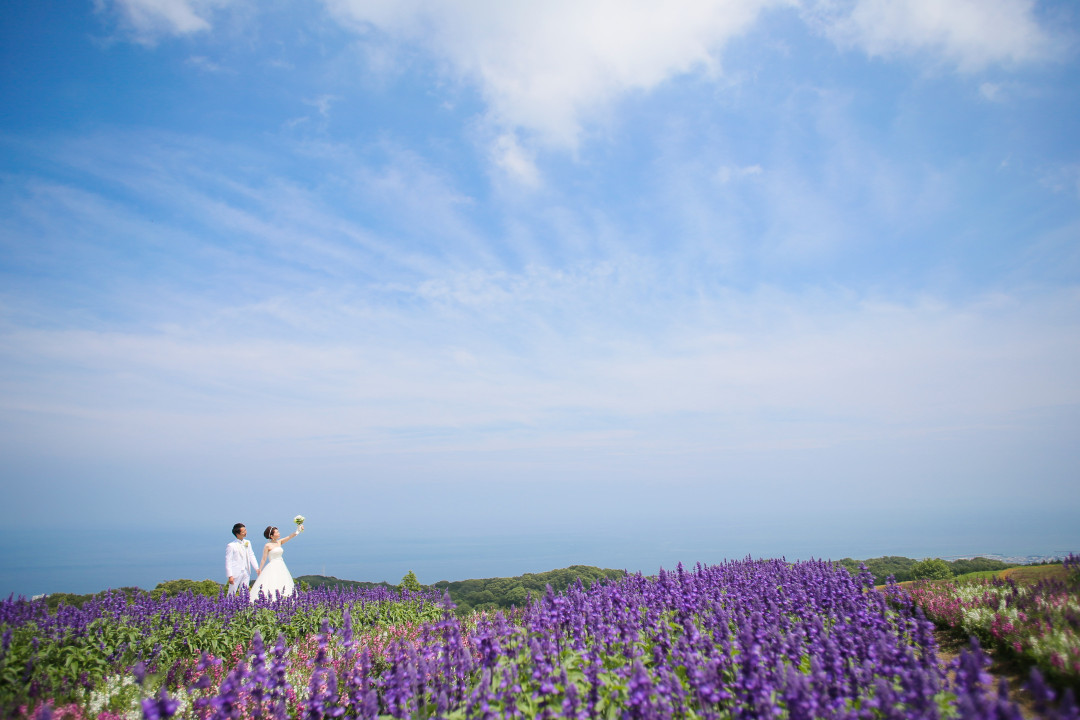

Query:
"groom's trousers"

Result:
[[228, 573, 250, 598]]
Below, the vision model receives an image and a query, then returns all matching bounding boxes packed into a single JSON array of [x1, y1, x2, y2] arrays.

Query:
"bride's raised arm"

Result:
[[280, 526, 303, 544]]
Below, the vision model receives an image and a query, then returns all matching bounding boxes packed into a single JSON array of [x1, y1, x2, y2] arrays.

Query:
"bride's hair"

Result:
[[263, 526, 277, 540]]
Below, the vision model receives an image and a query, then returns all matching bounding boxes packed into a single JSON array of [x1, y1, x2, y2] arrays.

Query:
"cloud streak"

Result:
[[94, 0, 1067, 182], [98, 0, 230, 41], [810, 0, 1061, 72], [324, 0, 791, 151]]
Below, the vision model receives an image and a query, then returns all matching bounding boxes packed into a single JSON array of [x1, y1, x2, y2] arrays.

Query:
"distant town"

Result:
[[940, 552, 1071, 565]]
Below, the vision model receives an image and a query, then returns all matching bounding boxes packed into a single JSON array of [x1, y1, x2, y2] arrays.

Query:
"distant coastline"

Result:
[[5, 538, 1076, 599], [18, 554, 1078, 609], [932, 552, 1071, 564]]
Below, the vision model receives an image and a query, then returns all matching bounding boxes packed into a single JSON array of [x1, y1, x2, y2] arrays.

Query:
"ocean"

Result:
[[3, 517, 1076, 598]]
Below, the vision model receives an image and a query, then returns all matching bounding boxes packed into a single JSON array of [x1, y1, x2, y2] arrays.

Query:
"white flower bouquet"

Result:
[[294, 515, 305, 532]]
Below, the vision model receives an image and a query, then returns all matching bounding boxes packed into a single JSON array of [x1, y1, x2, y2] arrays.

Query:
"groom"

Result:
[[225, 523, 260, 597]]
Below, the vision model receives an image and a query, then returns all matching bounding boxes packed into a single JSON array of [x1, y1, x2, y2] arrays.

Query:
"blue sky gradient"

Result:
[[2, 0, 1079, 596]]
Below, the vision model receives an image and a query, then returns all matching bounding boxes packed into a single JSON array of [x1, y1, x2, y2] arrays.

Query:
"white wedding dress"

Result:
[[249, 545, 295, 601]]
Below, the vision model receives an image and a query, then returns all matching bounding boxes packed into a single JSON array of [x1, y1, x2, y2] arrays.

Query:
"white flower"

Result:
[[294, 515, 305, 525]]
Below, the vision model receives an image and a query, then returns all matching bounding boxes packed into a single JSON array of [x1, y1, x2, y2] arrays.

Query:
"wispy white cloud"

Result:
[[716, 164, 764, 184], [808, 0, 1062, 72], [9, 128, 1075, 469], [185, 55, 230, 73], [322, 0, 792, 154], [490, 133, 542, 188], [3, 276, 1077, 468], [979, 82, 1004, 101], [97, 0, 239, 42], [305, 94, 340, 118], [1041, 164, 1080, 200], [94, 0, 1067, 187], [3, 130, 490, 288]]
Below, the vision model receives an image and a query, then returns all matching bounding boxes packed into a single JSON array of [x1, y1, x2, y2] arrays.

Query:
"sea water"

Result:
[[2, 516, 1076, 598]]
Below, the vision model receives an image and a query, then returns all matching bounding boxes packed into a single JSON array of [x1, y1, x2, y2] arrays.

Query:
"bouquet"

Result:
[[294, 515, 305, 532]]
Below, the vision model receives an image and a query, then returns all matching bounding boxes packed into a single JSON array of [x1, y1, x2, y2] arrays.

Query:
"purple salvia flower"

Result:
[[132, 661, 147, 686], [625, 660, 654, 720], [141, 687, 180, 720]]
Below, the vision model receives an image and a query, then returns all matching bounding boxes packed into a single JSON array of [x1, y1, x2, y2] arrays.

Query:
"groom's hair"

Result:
[[232, 523, 245, 537], [264, 526, 277, 540]]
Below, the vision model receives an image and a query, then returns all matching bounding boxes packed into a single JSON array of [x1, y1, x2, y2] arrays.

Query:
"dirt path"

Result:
[[934, 629, 1041, 718]]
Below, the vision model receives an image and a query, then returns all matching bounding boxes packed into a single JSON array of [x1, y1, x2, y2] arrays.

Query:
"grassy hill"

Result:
[[835, 555, 1019, 585], [1000, 563, 1069, 583], [951, 570, 1003, 582]]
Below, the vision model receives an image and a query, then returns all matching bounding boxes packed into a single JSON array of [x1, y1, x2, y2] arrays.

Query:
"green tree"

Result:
[[398, 570, 423, 594], [835, 559, 862, 577], [949, 557, 1012, 575], [151, 579, 222, 600], [427, 565, 624, 616], [44, 587, 144, 611], [462, 590, 493, 607], [911, 558, 953, 581], [505, 586, 528, 607]]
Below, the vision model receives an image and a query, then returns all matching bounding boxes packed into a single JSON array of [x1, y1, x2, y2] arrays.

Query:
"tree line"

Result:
[[301, 566, 629, 616], [29, 557, 1032, 612], [429, 565, 625, 615], [832, 555, 1016, 585]]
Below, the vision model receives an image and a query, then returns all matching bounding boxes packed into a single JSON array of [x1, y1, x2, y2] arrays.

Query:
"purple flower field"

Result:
[[4, 558, 1079, 719]]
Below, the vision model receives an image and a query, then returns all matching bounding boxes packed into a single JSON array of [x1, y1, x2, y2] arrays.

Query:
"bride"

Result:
[[250, 523, 303, 601]]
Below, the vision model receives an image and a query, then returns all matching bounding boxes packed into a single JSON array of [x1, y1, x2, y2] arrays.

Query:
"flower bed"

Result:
[[906, 554, 1080, 691], [0, 585, 445, 716], [7, 559, 1077, 719]]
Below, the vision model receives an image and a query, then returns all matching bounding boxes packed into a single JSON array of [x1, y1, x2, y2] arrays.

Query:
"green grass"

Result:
[[880, 566, 1060, 589], [952, 570, 1005, 582], [880, 563, 1068, 589], [1000, 564, 1069, 583]]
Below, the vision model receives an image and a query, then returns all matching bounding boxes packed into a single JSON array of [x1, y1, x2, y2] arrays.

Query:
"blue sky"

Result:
[[2, 0, 1079, 595]]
